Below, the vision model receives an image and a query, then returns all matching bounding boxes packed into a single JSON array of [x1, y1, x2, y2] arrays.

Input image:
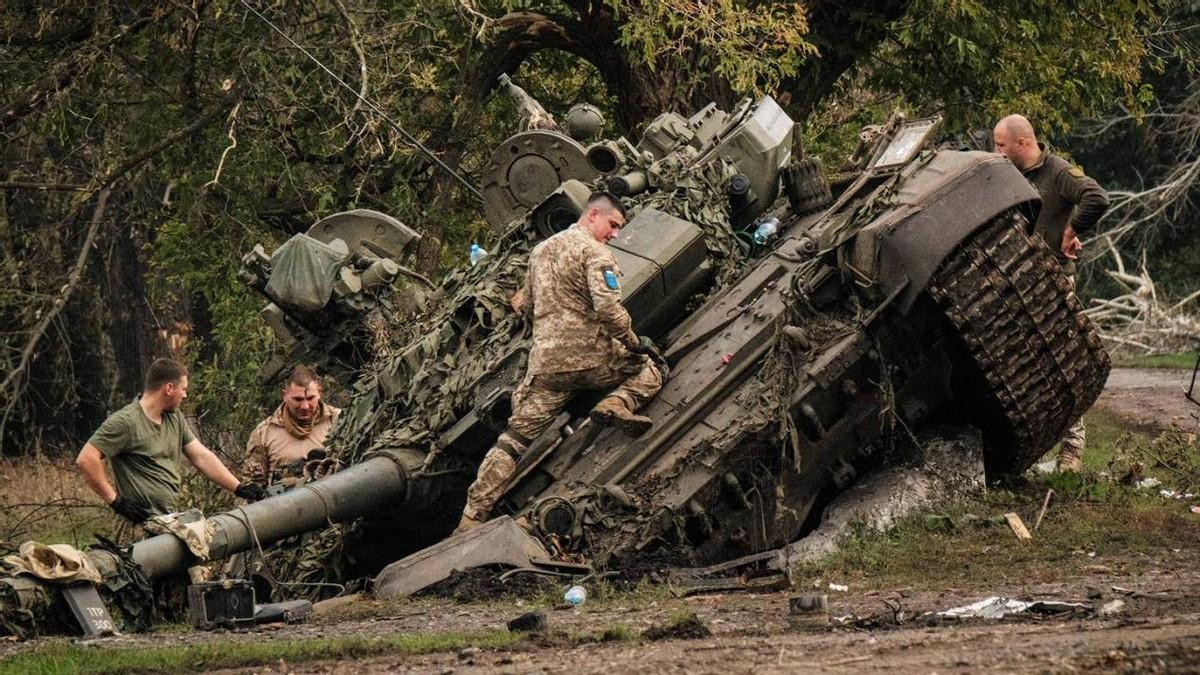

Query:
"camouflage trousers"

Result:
[[1057, 273, 1088, 467], [461, 353, 664, 521]]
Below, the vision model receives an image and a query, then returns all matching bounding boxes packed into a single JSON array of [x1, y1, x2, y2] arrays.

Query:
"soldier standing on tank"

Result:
[[76, 358, 266, 526], [455, 192, 665, 533], [243, 365, 342, 489], [993, 114, 1110, 472]]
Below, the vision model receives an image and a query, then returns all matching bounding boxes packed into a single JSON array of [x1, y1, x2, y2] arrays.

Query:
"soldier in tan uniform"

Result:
[[993, 114, 1110, 472], [243, 365, 341, 489], [456, 192, 664, 532]]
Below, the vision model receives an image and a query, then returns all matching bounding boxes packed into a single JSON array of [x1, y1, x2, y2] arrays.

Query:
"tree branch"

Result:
[[0, 97, 235, 442]]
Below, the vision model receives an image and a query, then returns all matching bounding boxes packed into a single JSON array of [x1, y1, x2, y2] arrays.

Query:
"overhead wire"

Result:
[[236, 0, 484, 202]]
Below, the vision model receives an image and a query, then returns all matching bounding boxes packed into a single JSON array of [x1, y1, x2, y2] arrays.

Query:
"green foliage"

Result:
[[861, 0, 1162, 134], [613, 0, 818, 96], [0, 0, 1183, 456]]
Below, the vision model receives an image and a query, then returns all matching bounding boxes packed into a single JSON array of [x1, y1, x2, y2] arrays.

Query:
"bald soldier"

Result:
[[455, 192, 665, 532], [993, 114, 1110, 471]]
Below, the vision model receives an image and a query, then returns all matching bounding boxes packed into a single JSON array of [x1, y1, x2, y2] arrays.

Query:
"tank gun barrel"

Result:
[[127, 451, 418, 580]]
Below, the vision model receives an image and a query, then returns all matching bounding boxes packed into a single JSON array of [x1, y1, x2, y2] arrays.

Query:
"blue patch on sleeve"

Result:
[[603, 268, 619, 290]]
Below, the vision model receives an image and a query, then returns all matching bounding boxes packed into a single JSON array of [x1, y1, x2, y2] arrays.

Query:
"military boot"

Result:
[[1057, 444, 1084, 473], [589, 396, 653, 437]]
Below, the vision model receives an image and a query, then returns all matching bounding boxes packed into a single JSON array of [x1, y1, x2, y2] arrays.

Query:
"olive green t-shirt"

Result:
[[87, 399, 195, 515]]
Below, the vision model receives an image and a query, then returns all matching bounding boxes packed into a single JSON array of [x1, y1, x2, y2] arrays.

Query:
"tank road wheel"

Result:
[[784, 157, 833, 215], [927, 211, 1110, 476]]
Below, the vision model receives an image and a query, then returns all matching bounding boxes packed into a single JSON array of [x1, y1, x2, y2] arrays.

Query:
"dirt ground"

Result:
[[41, 556, 1200, 674], [4, 368, 1200, 673]]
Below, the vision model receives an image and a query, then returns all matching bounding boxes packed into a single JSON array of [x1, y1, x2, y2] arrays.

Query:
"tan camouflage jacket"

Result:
[[523, 223, 638, 375], [243, 404, 341, 485]]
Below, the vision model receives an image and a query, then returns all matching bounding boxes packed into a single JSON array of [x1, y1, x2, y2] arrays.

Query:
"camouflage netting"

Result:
[[328, 155, 751, 466], [253, 155, 758, 584]]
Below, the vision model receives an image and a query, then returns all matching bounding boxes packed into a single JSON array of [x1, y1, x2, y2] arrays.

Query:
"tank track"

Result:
[[928, 211, 1111, 474]]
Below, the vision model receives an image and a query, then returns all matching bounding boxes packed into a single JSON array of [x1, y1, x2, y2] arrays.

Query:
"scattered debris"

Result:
[[1161, 489, 1197, 500], [642, 610, 711, 641], [670, 572, 790, 597], [830, 598, 910, 630], [938, 597, 1090, 620], [187, 580, 256, 631], [1034, 489, 1055, 531], [458, 646, 481, 663], [507, 610, 546, 633], [1190, 506, 1200, 515], [254, 600, 313, 625], [788, 594, 829, 629], [828, 583, 849, 592], [1004, 513, 1033, 540], [1135, 477, 1162, 489], [1099, 599, 1127, 617], [564, 585, 586, 606]]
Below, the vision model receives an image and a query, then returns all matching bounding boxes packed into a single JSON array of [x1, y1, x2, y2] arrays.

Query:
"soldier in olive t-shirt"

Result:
[[77, 358, 264, 524], [87, 398, 195, 514]]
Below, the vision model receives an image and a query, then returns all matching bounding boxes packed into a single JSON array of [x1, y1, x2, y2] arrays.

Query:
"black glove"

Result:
[[628, 335, 658, 354], [630, 335, 666, 362], [234, 482, 267, 502], [110, 495, 151, 523]]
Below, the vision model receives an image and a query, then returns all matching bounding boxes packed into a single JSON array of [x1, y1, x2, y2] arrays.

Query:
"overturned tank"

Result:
[[228, 93, 1110, 594], [1, 92, 1110, 633]]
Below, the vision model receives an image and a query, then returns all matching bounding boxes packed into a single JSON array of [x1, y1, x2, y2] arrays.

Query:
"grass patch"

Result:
[[1040, 408, 1158, 474], [1111, 351, 1198, 370], [790, 476, 1200, 591], [642, 609, 711, 641], [0, 628, 521, 675], [0, 456, 115, 553]]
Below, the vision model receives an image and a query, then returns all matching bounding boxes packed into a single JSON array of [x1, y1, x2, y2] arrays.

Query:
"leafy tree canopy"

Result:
[[0, 0, 1181, 453]]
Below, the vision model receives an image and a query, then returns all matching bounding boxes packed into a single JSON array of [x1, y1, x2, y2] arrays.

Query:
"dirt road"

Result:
[[1093, 367, 1199, 432]]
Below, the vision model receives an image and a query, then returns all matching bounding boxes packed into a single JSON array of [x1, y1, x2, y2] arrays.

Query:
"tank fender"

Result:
[[859, 152, 1039, 313]]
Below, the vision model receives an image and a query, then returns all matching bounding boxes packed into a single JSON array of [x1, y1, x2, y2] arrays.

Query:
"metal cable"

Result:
[[236, 0, 483, 201]]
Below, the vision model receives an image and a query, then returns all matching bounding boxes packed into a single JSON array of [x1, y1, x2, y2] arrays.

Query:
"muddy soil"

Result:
[[1093, 368, 1199, 432], [214, 553, 1200, 673]]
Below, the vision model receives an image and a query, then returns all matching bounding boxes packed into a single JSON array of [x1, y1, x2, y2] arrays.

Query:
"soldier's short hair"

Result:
[[587, 191, 627, 218], [144, 358, 187, 392], [285, 365, 321, 389]]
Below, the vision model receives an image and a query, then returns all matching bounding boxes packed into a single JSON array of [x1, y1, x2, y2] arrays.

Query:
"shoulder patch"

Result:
[[602, 266, 619, 291], [1068, 165, 1086, 177]]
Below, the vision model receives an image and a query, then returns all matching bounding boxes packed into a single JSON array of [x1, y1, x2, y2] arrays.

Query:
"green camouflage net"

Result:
[[329, 156, 751, 466]]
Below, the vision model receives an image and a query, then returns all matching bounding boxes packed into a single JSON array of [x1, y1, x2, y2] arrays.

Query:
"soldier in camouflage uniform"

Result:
[[993, 114, 1110, 472], [243, 365, 341, 489], [455, 193, 665, 532]]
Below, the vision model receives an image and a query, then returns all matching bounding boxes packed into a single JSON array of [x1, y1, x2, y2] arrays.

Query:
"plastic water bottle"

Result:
[[564, 585, 586, 606], [752, 217, 780, 245], [469, 242, 488, 266]]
